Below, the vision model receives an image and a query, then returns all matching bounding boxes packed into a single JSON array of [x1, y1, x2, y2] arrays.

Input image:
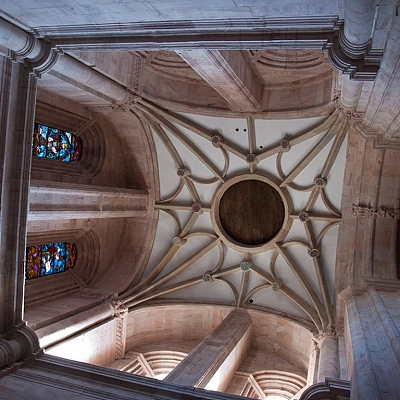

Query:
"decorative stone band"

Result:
[[0, 324, 40, 369], [352, 204, 400, 220]]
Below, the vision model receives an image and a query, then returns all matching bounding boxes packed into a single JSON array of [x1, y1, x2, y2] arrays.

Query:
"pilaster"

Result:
[[0, 56, 37, 335], [113, 301, 128, 360]]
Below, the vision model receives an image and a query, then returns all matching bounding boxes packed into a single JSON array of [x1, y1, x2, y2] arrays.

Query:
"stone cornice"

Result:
[[33, 17, 342, 39], [325, 29, 381, 81], [31, 18, 380, 82], [27, 42, 61, 78]]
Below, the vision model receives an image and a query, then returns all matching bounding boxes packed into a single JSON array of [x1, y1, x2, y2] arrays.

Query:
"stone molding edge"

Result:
[[5, 15, 379, 81], [338, 277, 400, 302], [30, 17, 342, 37], [356, 124, 400, 150], [299, 378, 350, 400]]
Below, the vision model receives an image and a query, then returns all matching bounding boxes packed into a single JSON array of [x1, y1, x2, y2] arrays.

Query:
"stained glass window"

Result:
[[25, 242, 77, 280], [32, 123, 82, 162]]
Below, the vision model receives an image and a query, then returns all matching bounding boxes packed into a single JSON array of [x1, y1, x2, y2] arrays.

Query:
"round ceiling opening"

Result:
[[219, 179, 285, 246]]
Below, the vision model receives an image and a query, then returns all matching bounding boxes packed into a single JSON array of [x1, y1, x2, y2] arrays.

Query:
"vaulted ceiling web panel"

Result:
[[124, 103, 347, 332]]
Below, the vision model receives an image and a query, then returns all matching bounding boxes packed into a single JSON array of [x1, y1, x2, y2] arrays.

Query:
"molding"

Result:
[[88, 94, 141, 113], [356, 124, 400, 150], [27, 43, 61, 78], [13, 17, 377, 82], [210, 173, 293, 254], [338, 278, 400, 300], [325, 27, 381, 81], [361, 277, 400, 292], [35, 17, 342, 38], [77, 288, 116, 300], [337, 285, 365, 301]]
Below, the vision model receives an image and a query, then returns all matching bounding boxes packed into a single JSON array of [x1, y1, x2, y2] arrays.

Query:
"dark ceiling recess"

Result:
[[219, 179, 285, 246]]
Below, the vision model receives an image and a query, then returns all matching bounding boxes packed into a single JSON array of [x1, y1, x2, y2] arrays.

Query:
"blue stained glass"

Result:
[[32, 123, 82, 162], [25, 242, 77, 280]]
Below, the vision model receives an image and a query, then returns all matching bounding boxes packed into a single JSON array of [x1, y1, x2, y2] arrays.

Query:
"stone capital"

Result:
[[111, 300, 129, 318]]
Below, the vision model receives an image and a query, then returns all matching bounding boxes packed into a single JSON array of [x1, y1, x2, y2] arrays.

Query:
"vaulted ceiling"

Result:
[[26, 47, 343, 336]]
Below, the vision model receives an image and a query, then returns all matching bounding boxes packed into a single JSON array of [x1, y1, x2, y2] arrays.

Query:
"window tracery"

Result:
[[25, 242, 77, 279], [32, 123, 82, 162]]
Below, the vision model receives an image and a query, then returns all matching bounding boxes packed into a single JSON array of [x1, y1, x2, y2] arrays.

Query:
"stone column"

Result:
[[340, 75, 364, 110], [338, 0, 377, 109], [344, 0, 377, 49], [164, 309, 252, 392], [0, 55, 37, 335], [317, 326, 339, 383]]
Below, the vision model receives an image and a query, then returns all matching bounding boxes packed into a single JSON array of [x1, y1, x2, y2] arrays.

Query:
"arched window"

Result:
[[32, 123, 82, 162], [25, 242, 77, 279]]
